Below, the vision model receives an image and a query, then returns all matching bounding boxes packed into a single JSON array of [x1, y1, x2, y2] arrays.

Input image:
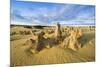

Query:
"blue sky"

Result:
[[11, 0, 95, 26]]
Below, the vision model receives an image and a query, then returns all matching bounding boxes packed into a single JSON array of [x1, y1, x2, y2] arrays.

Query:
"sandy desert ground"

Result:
[[10, 25, 95, 66]]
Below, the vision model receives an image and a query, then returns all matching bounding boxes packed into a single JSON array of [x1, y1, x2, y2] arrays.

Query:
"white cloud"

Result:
[[11, 21, 33, 25]]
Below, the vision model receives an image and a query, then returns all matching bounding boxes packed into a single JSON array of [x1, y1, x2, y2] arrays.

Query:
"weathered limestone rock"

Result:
[[36, 31, 46, 52], [62, 28, 82, 51], [55, 22, 62, 43]]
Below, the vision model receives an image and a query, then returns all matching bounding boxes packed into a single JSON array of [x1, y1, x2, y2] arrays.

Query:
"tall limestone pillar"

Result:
[[55, 22, 62, 43]]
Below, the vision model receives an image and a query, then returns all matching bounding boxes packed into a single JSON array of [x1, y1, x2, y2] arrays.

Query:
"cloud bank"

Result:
[[11, 0, 95, 26]]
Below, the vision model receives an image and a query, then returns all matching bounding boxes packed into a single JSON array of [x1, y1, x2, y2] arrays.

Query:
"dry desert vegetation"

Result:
[[10, 23, 95, 66]]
